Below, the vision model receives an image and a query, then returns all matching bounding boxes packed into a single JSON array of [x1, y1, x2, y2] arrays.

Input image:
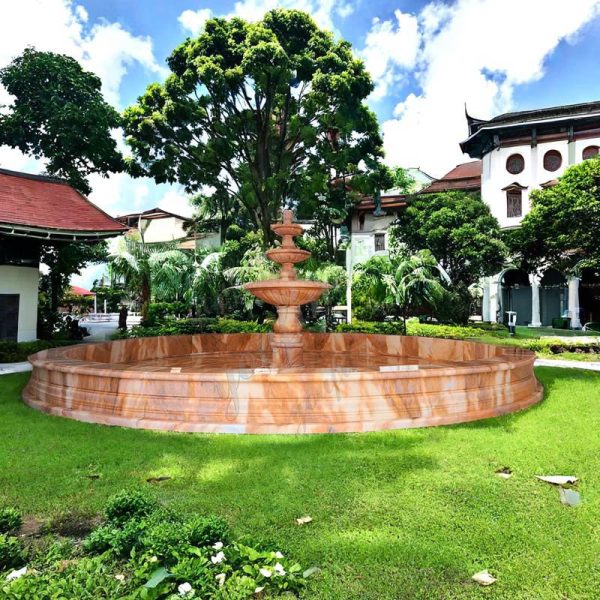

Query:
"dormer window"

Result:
[[583, 145, 599, 160], [543, 149, 562, 172], [506, 154, 524, 175]]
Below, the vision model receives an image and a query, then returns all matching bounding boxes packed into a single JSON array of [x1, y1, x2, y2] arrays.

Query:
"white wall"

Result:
[[482, 135, 600, 228], [0, 265, 39, 342], [141, 217, 188, 243]]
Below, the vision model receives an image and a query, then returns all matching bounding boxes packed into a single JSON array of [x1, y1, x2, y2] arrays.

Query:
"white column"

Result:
[[528, 274, 542, 327], [568, 276, 582, 329], [489, 274, 500, 323], [482, 278, 491, 322], [346, 244, 352, 323]]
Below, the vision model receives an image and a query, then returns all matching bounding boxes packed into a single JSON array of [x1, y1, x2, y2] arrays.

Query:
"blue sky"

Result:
[[2, 0, 600, 223]]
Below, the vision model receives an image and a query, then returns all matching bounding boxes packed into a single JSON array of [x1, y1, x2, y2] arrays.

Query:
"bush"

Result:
[[0, 339, 76, 363], [116, 318, 272, 339], [337, 320, 485, 340], [0, 508, 22, 534], [144, 301, 190, 326], [185, 515, 230, 548], [104, 490, 158, 525], [0, 534, 24, 570]]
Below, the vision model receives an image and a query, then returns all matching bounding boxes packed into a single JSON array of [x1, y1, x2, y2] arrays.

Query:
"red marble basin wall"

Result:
[[22, 333, 543, 434]]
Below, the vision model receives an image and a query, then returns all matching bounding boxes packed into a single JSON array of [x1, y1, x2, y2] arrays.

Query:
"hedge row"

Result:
[[115, 318, 272, 339], [0, 340, 77, 363], [336, 321, 486, 339]]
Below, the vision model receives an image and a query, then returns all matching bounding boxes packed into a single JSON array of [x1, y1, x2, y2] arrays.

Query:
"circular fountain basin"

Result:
[[23, 333, 542, 434]]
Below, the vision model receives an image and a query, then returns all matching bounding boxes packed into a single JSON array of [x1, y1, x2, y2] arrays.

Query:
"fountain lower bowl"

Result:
[[243, 280, 331, 306], [22, 333, 542, 434]]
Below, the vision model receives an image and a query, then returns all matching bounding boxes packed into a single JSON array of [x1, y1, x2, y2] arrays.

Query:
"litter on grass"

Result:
[[472, 570, 496, 586], [535, 475, 578, 486]]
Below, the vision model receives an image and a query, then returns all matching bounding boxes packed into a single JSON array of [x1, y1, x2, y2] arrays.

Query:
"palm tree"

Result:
[[383, 250, 446, 334], [353, 255, 395, 320], [109, 234, 191, 321]]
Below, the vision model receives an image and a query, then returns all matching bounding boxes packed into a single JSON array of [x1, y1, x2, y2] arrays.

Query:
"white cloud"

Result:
[[360, 10, 419, 101], [179, 8, 213, 35], [375, 0, 600, 177], [158, 187, 194, 219], [227, 0, 353, 32]]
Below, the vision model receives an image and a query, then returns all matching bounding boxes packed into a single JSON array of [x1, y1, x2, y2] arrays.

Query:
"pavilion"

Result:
[[0, 168, 127, 342]]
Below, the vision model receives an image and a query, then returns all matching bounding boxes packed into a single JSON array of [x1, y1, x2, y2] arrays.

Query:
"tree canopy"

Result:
[[0, 48, 123, 195], [390, 191, 507, 287], [123, 9, 385, 244], [507, 157, 600, 274]]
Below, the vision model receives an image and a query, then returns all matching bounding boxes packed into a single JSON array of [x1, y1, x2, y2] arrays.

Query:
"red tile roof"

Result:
[[0, 169, 127, 236], [356, 195, 408, 212], [420, 161, 482, 194], [70, 285, 95, 297]]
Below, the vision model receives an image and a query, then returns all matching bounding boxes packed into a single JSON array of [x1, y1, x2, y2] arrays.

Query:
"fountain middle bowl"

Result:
[[244, 279, 331, 306]]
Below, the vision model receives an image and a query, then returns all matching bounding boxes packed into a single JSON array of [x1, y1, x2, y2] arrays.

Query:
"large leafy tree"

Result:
[[0, 48, 123, 194], [390, 191, 507, 287], [507, 157, 600, 273], [123, 9, 384, 245]]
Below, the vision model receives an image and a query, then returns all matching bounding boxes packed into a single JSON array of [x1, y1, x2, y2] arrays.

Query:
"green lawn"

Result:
[[1, 369, 600, 599]]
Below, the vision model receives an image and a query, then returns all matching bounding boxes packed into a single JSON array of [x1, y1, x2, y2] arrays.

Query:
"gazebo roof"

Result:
[[0, 168, 127, 241]]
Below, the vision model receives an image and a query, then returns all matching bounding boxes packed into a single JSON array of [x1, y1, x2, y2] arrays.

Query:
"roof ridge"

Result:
[[0, 167, 69, 186]]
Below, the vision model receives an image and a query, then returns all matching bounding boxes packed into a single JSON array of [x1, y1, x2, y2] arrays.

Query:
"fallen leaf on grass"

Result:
[[146, 476, 172, 484], [472, 570, 496, 586], [535, 475, 578, 486], [296, 516, 313, 525], [558, 487, 581, 507], [86, 474, 101, 480], [495, 467, 512, 479]]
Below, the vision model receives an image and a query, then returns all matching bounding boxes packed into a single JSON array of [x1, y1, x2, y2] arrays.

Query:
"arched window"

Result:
[[543, 150, 562, 172], [583, 145, 599, 160], [506, 154, 524, 175], [506, 189, 522, 218]]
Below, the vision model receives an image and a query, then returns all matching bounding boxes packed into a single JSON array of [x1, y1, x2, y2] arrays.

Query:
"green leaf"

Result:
[[144, 567, 172, 588], [303, 566, 321, 578]]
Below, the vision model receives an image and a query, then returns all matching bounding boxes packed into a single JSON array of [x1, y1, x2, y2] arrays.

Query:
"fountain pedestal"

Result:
[[244, 210, 331, 367]]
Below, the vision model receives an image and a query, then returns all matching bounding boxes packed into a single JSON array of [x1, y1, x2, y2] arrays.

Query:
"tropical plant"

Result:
[[383, 250, 446, 334], [352, 255, 396, 320], [390, 191, 507, 287], [109, 233, 191, 321], [0, 48, 123, 194], [123, 9, 385, 245]]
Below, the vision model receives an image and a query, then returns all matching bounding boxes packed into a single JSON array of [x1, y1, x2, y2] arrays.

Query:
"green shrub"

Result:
[[0, 508, 22, 534], [336, 320, 485, 340], [185, 515, 230, 548], [104, 490, 158, 525], [0, 534, 24, 570], [117, 318, 272, 339], [0, 339, 76, 363]]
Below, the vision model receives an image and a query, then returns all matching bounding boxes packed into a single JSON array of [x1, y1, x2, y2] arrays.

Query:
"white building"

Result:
[[461, 101, 600, 327]]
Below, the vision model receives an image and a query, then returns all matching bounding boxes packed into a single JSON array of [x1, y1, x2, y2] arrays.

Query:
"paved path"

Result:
[[2, 358, 600, 377]]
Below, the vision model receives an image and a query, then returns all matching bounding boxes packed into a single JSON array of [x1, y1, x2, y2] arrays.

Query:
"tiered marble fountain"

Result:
[[23, 211, 542, 434]]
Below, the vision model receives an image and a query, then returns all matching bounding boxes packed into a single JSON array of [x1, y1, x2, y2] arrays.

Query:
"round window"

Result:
[[543, 150, 562, 172], [506, 154, 524, 175], [583, 145, 599, 160]]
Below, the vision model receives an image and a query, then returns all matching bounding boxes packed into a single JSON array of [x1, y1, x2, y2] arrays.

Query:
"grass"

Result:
[[1, 369, 600, 599]]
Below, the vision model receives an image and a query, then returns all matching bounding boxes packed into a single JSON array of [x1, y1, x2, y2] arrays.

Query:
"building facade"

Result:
[[0, 169, 126, 342], [461, 101, 600, 327]]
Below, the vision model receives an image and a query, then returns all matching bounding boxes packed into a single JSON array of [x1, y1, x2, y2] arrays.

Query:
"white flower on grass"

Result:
[[150, 555, 158, 563], [211, 551, 225, 564], [274, 563, 286, 576], [255, 586, 265, 594], [212, 541, 224, 550], [115, 573, 125, 581], [178, 582, 193, 595], [259, 567, 272, 578], [6, 567, 27, 582], [215, 572, 226, 587], [274, 551, 284, 559]]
